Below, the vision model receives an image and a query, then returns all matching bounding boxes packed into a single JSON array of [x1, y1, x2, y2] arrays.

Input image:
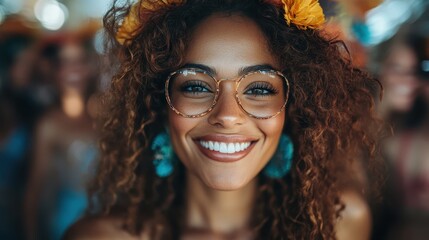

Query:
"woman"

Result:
[[66, 0, 382, 239], [385, 72, 429, 240], [0, 30, 37, 240], [373, 34, 429, 240], [375, 37, 421, 126], [25, 37, 99, 240], [368, 30, 429, 239]]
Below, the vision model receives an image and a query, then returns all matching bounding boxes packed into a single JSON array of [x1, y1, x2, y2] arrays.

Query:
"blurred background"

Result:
[[0, 0, 428, 240]]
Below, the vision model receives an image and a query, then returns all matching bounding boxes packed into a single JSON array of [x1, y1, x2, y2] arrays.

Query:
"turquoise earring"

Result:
[[151, 132, 175, 177], [263, 134, 294, 179]]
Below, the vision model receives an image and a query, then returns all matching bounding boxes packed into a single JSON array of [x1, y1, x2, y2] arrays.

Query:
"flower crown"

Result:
[[116, 0, 325, 46]]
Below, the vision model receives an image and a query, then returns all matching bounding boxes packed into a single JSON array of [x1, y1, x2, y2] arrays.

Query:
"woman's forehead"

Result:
[[185, 14, 278, 78]]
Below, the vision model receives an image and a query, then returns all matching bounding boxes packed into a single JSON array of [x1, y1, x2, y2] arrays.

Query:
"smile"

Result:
[[194, 135, 258, 162], [199, 141, 251, 154]]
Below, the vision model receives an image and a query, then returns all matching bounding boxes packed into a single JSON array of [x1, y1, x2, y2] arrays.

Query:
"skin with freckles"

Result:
[[168, 14, 285, 191]]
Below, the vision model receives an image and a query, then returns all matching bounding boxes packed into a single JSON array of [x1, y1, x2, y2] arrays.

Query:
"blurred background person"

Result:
[[369, 29, 420, 240], [370, 21, 429, 239], [375, 35, 422, 124], [383, 33, 429, 240], [32, 38, 63, 113], [24, 34, 100, 240], [0, 15, 40, 240]]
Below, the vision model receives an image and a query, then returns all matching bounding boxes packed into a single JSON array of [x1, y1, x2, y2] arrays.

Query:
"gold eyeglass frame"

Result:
[[165, 68, 290, 120]]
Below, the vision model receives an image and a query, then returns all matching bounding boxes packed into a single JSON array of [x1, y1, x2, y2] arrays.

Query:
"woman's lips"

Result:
[[194, 135, 258, 162]]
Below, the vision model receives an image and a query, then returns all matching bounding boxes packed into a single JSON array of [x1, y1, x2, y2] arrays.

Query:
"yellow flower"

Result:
[[282, 0, 325, 30], [116, 0, 184, 45]]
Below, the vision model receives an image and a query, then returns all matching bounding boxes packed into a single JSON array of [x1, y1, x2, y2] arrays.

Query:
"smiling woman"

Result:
[[167, 15, 286, 191], [64, 0, 384, 239]]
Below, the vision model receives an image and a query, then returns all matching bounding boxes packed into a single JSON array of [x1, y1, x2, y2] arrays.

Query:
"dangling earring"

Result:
[[263, 134, 294, 179], [151, 131, 175, 177]]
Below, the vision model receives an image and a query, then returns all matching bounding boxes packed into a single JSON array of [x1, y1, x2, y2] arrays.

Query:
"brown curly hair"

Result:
[[90, 0, 385, 239]]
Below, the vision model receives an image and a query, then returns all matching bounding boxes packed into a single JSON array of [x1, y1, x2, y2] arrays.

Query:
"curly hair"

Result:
[[90, 0, 385, 239]]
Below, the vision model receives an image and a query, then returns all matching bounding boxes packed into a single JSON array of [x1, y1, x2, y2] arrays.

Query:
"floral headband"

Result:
[[116, 0, 325, 46]]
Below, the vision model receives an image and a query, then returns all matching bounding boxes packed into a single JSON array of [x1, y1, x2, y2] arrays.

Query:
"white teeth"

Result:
[[227, 143, 235, 154], [214, 142, 220, 151], [199, 140, 252, 154], [220, 143, 227, 153]]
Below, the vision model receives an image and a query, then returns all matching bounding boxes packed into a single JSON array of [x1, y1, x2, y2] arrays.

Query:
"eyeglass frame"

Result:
[[164, 67, 290, 120]]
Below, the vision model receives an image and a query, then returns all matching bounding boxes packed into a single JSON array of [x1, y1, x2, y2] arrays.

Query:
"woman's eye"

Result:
[[244, 83, 278, 96], [180, 80, 212, 94], [182, 85, 209, 93], [245, 88, 272, 95]]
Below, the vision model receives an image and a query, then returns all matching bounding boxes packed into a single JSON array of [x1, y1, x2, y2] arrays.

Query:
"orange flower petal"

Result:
[[282, 0, 325, 30], [116, 0, 184, 46]]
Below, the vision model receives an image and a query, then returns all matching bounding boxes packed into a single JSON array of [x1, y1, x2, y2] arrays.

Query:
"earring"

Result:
[[151, 131, 175, 177], [263, 134, 294, 179]]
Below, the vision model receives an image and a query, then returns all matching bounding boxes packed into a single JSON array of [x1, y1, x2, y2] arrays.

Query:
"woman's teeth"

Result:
[[199, 141, 251, 154]]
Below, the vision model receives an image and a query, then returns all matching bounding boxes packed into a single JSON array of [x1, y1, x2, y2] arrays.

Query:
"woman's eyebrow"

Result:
[[181, 63, 277, 76], [239, 64, 277, 75], [181, 63, 217, 75]]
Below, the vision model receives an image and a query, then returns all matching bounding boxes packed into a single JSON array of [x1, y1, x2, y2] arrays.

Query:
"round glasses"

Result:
[[165, 68, 290, 119]]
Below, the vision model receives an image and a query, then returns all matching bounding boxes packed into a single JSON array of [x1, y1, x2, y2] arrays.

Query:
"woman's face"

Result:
[[168, 14, 285, 190], [58, 41, 91, 93], [381, 44, 420, 112]]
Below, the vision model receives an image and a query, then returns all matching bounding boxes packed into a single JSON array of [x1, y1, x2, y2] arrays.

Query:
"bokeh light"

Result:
[[365, 0, 427, 46], [76, 0, 111, 18], [93, 29, 106, 55], [34, 0, 68, 30], [1, 0, 23, 14], [0, 6, 5, 25], [423, 60, 429, 73]]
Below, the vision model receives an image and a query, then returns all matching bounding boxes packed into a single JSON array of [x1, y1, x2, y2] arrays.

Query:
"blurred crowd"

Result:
[[370, 24, 429, 240], [0, 14, 101, 240], [0, 0, 428, 240]]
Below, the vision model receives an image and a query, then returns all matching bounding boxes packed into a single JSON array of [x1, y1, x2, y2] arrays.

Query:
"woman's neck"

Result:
[[185, 173, 257, 234], [61, 88, 86, 119]]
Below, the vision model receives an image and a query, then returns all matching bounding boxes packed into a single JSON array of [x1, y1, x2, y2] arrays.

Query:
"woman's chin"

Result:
[[200, 173, 253, 191]]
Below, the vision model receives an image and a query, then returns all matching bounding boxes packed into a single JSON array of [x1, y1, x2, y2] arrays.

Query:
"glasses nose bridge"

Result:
[[215, 76, 241, 99], [217, 76, 240, 86], [213, 76, 243, 111], [208, 77, 247, 126], [216, 76, 241, 96]]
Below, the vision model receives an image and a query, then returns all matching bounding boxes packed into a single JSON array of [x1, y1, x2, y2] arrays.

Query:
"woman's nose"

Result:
[[207, 82, 247, 128]]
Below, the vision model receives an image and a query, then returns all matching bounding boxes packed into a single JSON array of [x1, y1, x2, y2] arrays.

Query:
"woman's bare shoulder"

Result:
[[335, 190, 372, 240], [63, 215, 140, 240]]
